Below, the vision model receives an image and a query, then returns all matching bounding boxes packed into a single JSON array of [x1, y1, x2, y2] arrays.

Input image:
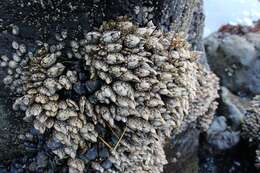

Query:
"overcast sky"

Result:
[[204, 0, 260, 37]]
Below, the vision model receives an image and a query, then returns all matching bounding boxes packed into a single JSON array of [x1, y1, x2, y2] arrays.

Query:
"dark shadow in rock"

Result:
[[164, 127, 200, 173], [199, 133, 257, 173]]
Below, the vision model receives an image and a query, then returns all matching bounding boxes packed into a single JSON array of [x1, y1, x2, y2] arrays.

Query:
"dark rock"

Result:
[[85, 80, 102, 94], [199, 157, 217, 173], [46, 138, 64, 150], [10, 162, 23, 173], [73, 82, 87, 95], [78, 72, 87, 81], [101, 159, 112, 169], [99, 147, 109, 158], [164, 127, 200, 173], [28, 161, 37, 172], [207, 116, 240, 150], [36, 152, 48, 169], [83, 147, 97, 161], [220, 87, 247, 129]]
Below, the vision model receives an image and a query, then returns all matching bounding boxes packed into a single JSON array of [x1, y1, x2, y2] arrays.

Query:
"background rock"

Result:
[[203, 22, 260, 172], [205, 25, 260, 96]]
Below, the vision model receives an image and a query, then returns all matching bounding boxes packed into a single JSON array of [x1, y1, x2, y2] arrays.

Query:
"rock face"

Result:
[[204, 30, 260, 96], [204, 23, 260, 172], [0, 0, 220, 172]]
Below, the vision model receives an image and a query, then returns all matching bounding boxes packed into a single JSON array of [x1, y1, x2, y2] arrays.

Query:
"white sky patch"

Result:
[[204, 0, 260, 37]]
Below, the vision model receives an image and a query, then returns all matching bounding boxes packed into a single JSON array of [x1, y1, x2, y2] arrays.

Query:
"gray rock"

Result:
[[221, 35, 256, 66], [221, 87, 246, 129], [101, 159, 113, 169], [245, 33, 260, 51], [207, 116, 240, 150], [205, 32, 260, 95], [208, 116, 227, 134], [84, 147, 97, 160]]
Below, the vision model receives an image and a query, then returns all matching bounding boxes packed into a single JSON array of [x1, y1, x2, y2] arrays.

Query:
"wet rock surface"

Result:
[[203, 23, 260, 173], [204, 25, 260, 96]]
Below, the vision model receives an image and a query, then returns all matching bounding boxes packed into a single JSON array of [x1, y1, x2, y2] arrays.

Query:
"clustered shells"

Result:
[[241, 95, 260, 170], [1, 41, 29, 94], [0, 19, 219, 173], [241, 95, 260, 142]]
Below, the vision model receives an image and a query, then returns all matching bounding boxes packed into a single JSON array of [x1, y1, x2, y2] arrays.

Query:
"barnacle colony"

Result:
[[242, 95, 260, 142], [0, 19, 219, 172], [241, 95, 260, 170]]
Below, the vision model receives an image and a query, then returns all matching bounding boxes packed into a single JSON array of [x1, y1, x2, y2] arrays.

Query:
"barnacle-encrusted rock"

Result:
[[241, 95, 260, 142], [0, 19, 219, 173], [240, 95, 260, 171]]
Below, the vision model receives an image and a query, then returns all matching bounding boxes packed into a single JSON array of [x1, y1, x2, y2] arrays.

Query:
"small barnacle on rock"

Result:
[[241, 95, 260, 142], [24, 104, 42, 121], [59, 75, 72, 90], [47, 63, 65, 77], [85, 31, 101, 43], [124, 34, 141, 48], [105, 53, 125, 64], [105, 43, 123, 53], [68, 158, 85, 173], [57, 109, 78, 121], [96, 85, 116, 104], [40, 53, 57, 68], [112, 81, 134, 100], [101, 31, 121, 44]]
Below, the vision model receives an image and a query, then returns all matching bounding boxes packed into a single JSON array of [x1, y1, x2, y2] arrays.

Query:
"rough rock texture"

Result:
[[0, 0, 219, 172], [241, 95, 260, 142], [205, 24, 260, 171], [204, 29, 260, 96]]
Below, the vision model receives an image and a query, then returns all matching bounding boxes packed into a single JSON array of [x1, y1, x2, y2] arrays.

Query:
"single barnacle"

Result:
[[105, 43, 122, 53], [59, 75, 72, 90], [112, 81, 134, 100], [105, 53, 125, 65], [68, 158, 85, 173], [101, 31, 121, 44], [85, 31, 101, 43], [47, 63, 65, 77], [124, 34, 140, 48], [57, 109, 78, 121], [24, 104, 42, 121], [41, 53, 57, 68]]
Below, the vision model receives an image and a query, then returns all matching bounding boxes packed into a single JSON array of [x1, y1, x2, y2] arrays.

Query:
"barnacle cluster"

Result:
[[188, 66, 219, 132], [241, 95, 260, 170], [0, 19, 219, 172], [241, 95, 260, 142]]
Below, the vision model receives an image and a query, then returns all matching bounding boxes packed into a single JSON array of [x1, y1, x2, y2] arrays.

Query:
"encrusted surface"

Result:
[[0, 19, 218, 172]]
